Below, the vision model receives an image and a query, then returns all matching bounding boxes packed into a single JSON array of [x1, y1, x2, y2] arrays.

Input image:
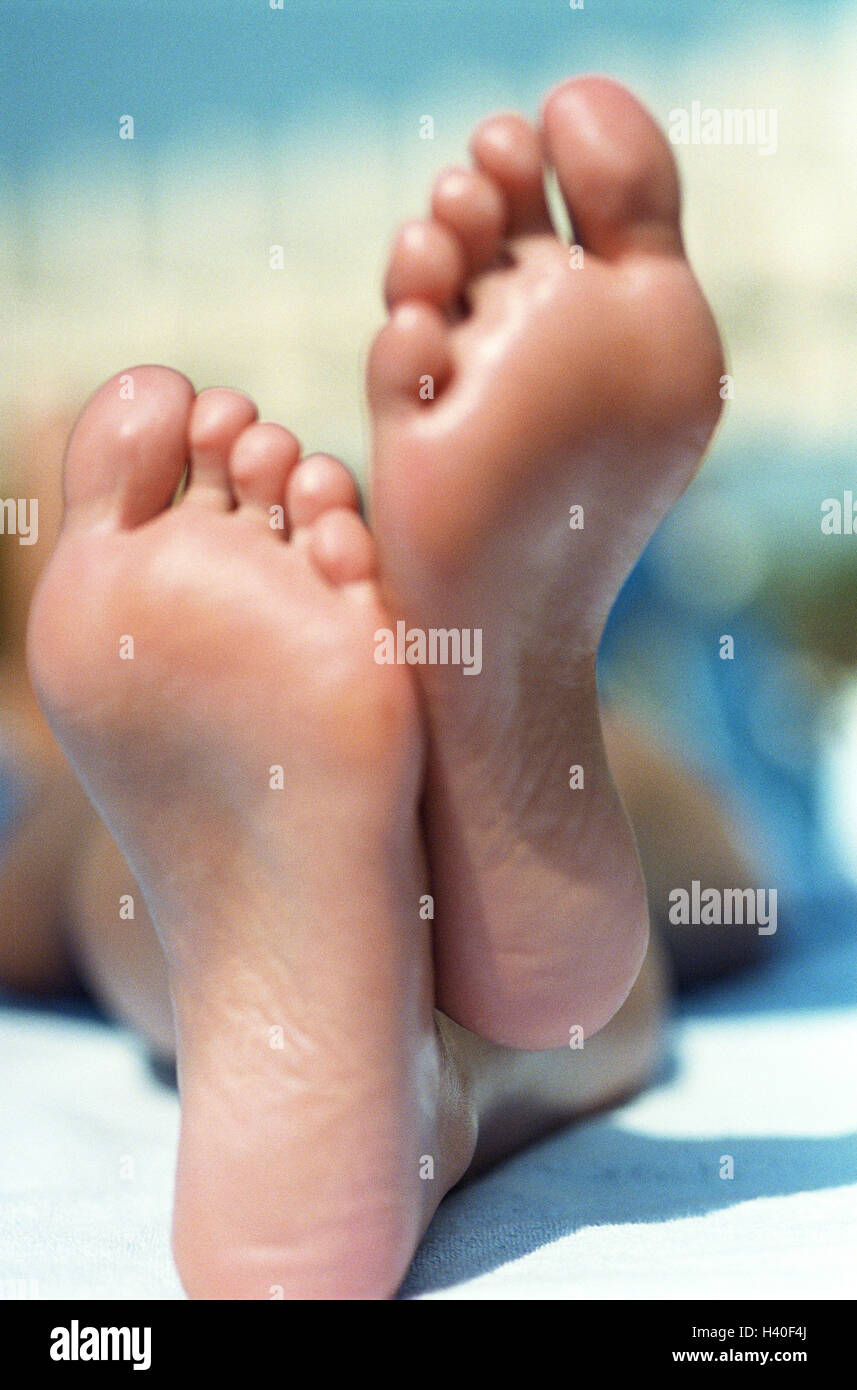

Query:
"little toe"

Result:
[[384, 219, 467, 312], [541, 75, 684, 260], [430, 167, 507, 274], [230, 421, 300, 519], [287, 453, 361, 532], [306, 507, 378, 587], [186, 388, 258, 509], [367, 302, 453, 413], [470, 112, 552, 237], [62, 365, 194, 530]]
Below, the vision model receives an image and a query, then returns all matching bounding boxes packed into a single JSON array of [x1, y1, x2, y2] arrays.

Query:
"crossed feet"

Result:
[[27, 77, 724, 1299]]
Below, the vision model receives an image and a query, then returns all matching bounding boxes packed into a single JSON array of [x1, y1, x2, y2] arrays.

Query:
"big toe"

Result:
[[63, 366, 194, 529], [541, 75, 684, 260]]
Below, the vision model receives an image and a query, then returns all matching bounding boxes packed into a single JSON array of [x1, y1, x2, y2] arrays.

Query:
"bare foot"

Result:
[[368, 75, 725, 1049], [27, 366, 463, 1300]]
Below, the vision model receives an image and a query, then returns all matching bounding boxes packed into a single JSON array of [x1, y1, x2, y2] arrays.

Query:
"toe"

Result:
[[470, 113, 552, 237], [367, 302, 452, 413], [541, 75, 684, 260], [431, 167, 507, 273], [230, 421, 300, 518], [287, 453, 361, 532], [306, 507, 378, 587], [186, 388, 258, 509], [384, 219, 467, 312], [62, 365, 194, 530]]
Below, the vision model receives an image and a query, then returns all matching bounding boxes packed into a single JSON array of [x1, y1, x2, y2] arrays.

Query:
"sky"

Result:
[[1, 0, 843, 178], [1, 0, 854, 494]]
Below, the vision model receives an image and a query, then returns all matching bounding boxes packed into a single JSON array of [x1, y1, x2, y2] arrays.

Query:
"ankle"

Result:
[[428, 1012, 480, 1197]]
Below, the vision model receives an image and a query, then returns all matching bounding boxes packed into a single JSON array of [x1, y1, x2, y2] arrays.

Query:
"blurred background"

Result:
[[1, 0, 855, 979]]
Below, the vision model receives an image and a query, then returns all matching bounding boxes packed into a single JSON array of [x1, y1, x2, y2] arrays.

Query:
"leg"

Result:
[[0, 405, 173, 1013], [0, 407, 95, 992], [0, 743, 89, 993], [69, 817, 175, 1056], [604, 711, 764, 984]]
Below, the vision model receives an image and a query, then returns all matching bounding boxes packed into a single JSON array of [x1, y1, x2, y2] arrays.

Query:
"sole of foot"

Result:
[[368, 75, 725, 1049], [27, 365, 469, 1299]]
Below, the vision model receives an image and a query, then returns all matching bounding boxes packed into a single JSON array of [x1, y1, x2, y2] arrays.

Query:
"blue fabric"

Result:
[[0, 759, 24, 847], [601, 549, 846, 903]]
